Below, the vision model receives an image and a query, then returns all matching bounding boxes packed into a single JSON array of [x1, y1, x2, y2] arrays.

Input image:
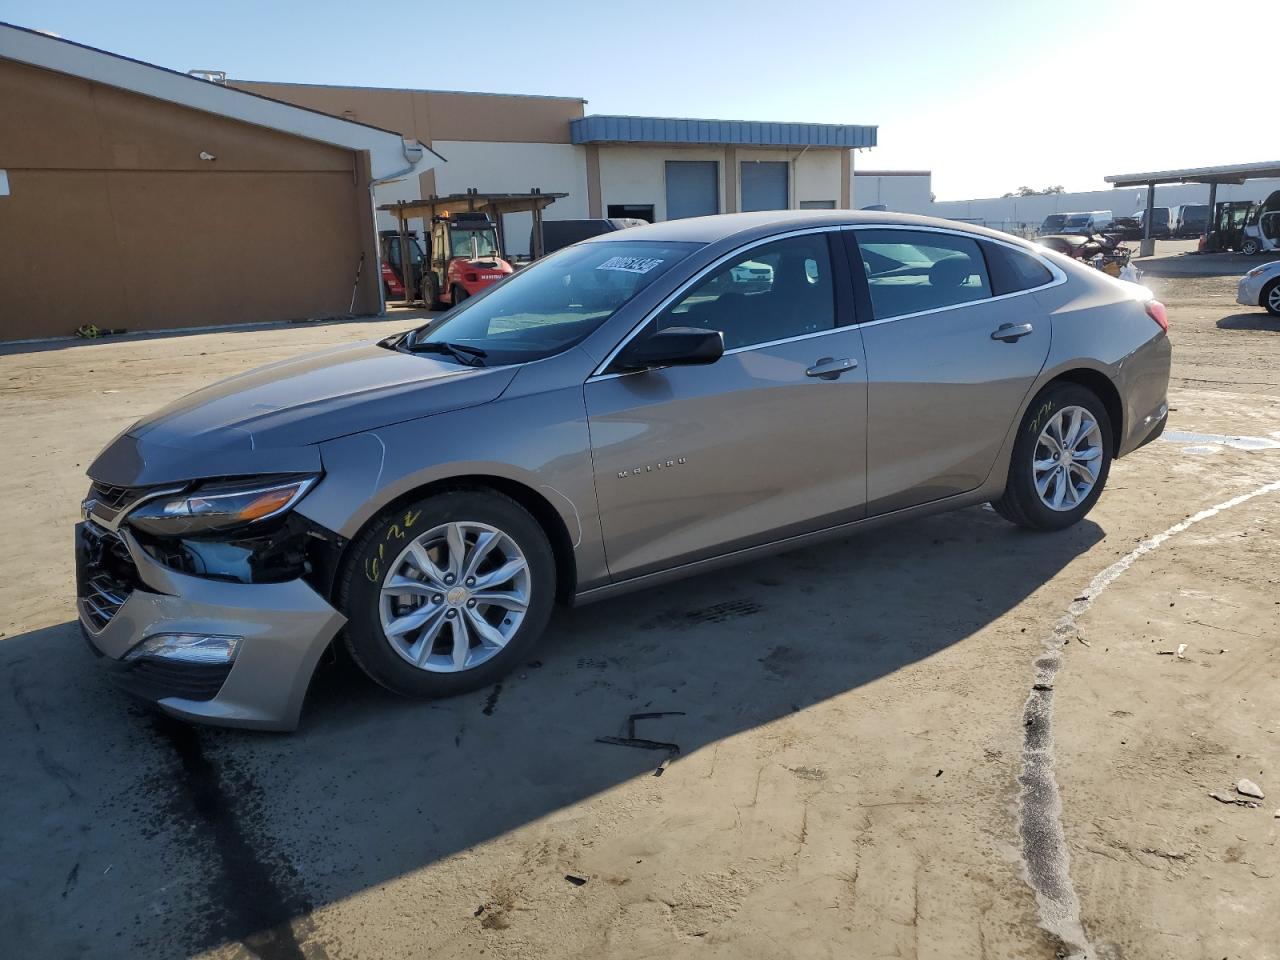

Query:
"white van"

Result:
[[1061, 210, 1114, 235]]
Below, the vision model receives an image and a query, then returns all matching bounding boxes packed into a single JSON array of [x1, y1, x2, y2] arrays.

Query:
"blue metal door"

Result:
[[665, 161, 719, 220]]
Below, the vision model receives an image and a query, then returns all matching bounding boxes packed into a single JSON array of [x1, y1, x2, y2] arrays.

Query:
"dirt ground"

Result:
[[1, 246, 1278, 960]]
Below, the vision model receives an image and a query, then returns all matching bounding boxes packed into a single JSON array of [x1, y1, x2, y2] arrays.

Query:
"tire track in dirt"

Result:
[[1017, 476, 1280, 958]]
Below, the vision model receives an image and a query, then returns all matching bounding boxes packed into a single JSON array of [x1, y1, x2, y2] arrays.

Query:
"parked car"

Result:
[[77, 211, 1172, 730], [1133, 207, 1172, 239], [1172, 204, 1210, 238], [1236, 260, 1280, 316], [1108, 217, 1142, 241], [1061, 210, 1114, 235], [1238, 191, 1280, 256], [536, 218, 648, 256]]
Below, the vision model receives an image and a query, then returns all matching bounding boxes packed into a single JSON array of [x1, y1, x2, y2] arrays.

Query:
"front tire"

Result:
[[992, 382, 1114, 532], [1262, 278, 1280, 317], [338, 490, 556, 699], [1241, 237, 1261, 256]]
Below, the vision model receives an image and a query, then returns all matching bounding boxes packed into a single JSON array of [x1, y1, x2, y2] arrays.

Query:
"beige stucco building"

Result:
[[231, 81, 877, 256]]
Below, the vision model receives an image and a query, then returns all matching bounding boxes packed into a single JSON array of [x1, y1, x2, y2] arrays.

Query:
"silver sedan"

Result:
[[78, 211, 1172, 729], [1236, 259, 1280, 316]]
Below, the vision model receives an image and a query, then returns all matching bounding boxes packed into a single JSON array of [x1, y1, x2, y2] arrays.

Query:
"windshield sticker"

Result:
[[596, 256, 664, 275]]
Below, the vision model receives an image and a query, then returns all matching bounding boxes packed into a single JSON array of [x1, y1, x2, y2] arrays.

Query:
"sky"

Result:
[[4, 0, 1277, 200]]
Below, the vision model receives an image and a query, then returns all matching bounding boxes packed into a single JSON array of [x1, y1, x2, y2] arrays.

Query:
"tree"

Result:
[[1004, 185, 1066, 198]]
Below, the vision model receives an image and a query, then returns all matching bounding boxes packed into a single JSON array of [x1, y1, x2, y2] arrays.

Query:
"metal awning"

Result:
[[571, 115, 876, 148], [378, 190, 568, 221], [1104, 161, 1280, 187]]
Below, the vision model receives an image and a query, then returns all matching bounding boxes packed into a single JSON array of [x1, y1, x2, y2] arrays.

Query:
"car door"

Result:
[[584, 231, 868, 581], [847, 228, 1054, 515]]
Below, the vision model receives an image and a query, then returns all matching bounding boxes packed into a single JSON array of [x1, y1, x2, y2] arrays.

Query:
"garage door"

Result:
[[741, 161, 789, 212], [665, 161, 719, 220]]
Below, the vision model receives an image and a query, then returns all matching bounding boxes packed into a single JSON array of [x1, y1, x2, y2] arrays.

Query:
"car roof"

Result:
[[581, 209, 1042, 251]]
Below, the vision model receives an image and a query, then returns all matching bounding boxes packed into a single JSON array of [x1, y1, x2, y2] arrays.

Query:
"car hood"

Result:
[[88, 341, 518, 486]]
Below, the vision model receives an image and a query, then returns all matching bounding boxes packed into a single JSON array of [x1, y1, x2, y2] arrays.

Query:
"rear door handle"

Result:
[[805, 356, 858, 380], [991, 322, 1034, 342]]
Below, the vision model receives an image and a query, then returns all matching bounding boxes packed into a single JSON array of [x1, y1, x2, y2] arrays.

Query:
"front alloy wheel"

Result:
[[379, 521, 530, 672], [1263, 279, 1280, 317], [339, 490, 556, 699]]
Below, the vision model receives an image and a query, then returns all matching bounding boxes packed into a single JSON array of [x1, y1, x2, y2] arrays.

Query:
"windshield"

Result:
[[408, 240, 700, 364], [450, 228, 500, 259], [1063, 215, 1091, 227]]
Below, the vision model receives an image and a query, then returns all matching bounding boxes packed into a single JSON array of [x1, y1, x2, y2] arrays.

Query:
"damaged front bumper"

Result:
[[76, 520, 345, 731]]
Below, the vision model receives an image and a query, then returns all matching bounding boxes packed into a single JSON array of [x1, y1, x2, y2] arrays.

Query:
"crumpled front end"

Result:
[[76, 483, 346, 731]]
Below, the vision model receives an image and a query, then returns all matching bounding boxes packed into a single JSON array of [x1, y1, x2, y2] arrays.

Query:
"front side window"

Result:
[[856, 230, 992, 320], [657, 234, 835, 351], [408, 241, 699, 365]]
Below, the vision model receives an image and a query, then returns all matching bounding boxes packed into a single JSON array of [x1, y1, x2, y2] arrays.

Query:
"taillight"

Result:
[[1145, 299, 1168, 333]]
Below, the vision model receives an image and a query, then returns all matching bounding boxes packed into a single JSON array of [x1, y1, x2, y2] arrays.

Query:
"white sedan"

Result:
[[1237, 260, 1280, 317]]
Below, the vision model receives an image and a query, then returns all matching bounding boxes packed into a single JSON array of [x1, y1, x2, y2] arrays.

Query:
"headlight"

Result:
[[1246, 266, 1267, 278], [126, 475, 318, 537]]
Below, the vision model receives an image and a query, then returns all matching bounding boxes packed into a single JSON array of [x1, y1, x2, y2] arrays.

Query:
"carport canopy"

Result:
[[1104, 161, 1280, 247], [379, 190, 569, 264]]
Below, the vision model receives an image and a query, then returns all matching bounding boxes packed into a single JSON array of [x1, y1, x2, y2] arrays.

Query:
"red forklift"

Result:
[[379, 213, 512, 308]]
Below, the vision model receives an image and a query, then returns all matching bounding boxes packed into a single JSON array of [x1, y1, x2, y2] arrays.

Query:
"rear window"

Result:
[[983, 242, 1055, 295], [856, 230, 992, 320]]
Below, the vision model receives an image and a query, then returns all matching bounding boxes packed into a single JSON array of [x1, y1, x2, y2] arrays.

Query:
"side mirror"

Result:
[[615, 326, 724, 371]]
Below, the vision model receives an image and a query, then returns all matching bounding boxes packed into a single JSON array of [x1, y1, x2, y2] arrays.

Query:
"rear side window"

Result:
[[855, 230, 992, 320], [984, 242, 1054, 295]]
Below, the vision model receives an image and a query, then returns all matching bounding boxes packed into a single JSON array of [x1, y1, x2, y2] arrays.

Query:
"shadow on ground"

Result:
[[1217, 311, 1280, 332], [0, 506, 1102, 958], [1136, 249, 1272, 279]]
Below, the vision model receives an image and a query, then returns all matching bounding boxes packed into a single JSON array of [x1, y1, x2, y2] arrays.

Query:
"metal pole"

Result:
[[397, 209, 414, 302], [1205, 181, 1218, 250], [531, 203, 545, 260], [1140, 183, 1156, 257]]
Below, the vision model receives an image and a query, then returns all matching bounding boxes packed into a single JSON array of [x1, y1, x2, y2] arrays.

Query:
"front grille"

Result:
[[76, 523, 139, 631], [118, 659, 233, 702], [90, 481, 148, 511], [81, 573, 128, 631]]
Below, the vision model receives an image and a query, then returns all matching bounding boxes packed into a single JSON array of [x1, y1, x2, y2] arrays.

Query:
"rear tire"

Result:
[[993, 382, 1114, 532], [337, 489, 556, 699], [452, 284, 469, 305], [1263, 278, 1280, 317], [1241, 237, 1261, 256]]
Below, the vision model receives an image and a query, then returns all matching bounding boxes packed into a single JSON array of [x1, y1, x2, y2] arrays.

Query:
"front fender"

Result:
[[294, 383, 607, 591]]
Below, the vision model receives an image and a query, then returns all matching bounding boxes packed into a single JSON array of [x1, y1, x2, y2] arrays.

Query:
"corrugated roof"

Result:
[[1105, 161, 1280, 187], [571, 114, 876, 148]]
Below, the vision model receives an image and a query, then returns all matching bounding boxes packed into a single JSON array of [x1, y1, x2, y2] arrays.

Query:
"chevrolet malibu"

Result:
[[78, 211, 1172, 730]]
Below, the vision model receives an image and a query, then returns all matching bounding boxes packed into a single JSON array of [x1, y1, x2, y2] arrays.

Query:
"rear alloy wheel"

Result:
[[993, 383, 1113, 532], [339, 490, 555, 698], [1241, 237, 1261, 256], [1263, 278, 1280, 317]]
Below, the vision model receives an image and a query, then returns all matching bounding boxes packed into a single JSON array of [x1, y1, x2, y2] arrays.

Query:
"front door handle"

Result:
[[991, 322, 1034, 342], [805, 356, 858, 380]]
